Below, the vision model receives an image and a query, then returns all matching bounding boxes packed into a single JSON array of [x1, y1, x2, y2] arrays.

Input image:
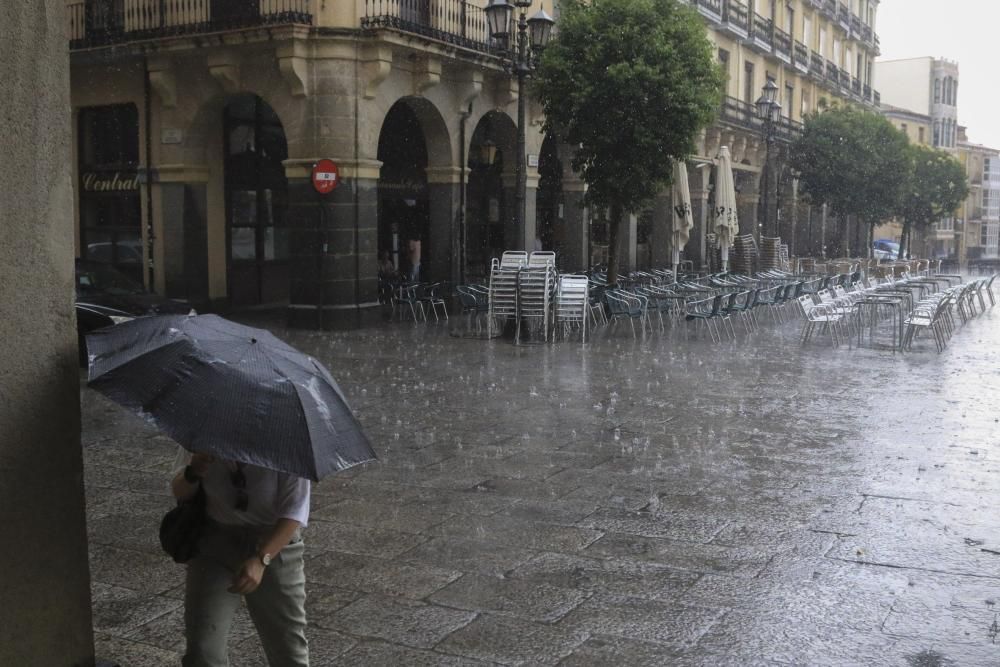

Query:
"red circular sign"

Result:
[[311, 159, 340, 195]]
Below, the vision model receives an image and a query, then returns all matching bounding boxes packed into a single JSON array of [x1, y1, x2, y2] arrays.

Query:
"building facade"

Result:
[[671, 0, 882, 266], [66, 0, 880, 326], [875, 56, 961, 259], [956, 128, 1000, 262]]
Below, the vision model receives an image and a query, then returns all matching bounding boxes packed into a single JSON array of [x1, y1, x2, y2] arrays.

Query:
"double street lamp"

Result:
[[485, 0, 555, 246], [755, 79, 782, 238]]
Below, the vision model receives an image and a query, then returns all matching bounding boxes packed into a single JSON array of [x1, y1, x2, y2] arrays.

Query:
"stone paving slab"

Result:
[[81, 307, 1000, 665]]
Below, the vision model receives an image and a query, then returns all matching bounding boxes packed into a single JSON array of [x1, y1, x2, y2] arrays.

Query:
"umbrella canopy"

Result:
[[86, 314, 376, 481], [671, 160, 694, 273], [714, 146, 740, 270]]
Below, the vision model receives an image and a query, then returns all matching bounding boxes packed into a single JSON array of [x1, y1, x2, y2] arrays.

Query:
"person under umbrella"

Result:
[[671, 160, 694, 282], [87, 314, 377, 667], [714, 146, 740, 273]]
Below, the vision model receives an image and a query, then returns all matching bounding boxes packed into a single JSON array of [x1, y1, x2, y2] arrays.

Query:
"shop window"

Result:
[[77, 103, 142, 282]]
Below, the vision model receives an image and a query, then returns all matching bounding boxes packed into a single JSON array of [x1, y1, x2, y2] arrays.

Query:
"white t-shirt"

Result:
[[173, 448, 311, 527]]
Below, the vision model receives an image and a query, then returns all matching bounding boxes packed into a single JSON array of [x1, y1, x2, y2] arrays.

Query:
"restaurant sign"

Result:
[[81, 171, 140, 192]]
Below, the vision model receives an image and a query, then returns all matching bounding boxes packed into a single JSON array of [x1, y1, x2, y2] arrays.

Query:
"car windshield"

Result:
[[77, 262, 146, 296]]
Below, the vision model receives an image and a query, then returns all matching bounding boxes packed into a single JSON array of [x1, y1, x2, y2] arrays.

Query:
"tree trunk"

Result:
[[868, 221, 875, 259], [898, 220, 911, 260], [606, 201, 624, 287]]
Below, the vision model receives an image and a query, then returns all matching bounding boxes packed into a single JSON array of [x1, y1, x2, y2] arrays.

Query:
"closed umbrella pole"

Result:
[[714, 146, 739, 273], [671, 160, 693, 283]]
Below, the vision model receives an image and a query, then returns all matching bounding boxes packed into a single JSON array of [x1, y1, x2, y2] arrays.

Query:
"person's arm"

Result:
[[170, 453, 213, 501], [228, 518, 301, 594]]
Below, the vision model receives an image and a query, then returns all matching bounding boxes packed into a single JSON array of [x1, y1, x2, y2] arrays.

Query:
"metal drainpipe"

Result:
[[458, 103, 471, 286], [143, 56, 155, 292]]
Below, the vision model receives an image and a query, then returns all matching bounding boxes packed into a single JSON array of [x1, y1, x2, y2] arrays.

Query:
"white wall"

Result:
[[874, 57, 931, 114]]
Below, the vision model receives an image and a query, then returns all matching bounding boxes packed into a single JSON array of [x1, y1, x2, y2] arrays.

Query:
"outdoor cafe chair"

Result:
[[605, 290, 651, 337], [394, 283, 426, 322], [799, 296, 844, 347], [685, 294, 727, 343], [456, 284, 489, 333], [416, 282, 449, 321]]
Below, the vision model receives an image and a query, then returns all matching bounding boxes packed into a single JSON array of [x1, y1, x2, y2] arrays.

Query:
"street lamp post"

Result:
[[485, 0, 554, 248], [755, 79, 782, 238]]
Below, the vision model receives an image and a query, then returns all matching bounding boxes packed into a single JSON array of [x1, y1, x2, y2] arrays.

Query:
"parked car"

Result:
[[873, 239, 900, 260], [76, 258, 194, 365]]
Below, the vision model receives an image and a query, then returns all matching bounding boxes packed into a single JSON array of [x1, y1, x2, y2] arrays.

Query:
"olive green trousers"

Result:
[[181, 522, 308, 667]]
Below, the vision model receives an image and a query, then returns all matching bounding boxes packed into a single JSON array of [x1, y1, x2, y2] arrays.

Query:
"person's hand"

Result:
[[189, 453, 214, 478], [228, 556, 264, 595]]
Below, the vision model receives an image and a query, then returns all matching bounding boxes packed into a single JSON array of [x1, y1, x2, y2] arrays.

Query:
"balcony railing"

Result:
[[810, 50, 825, 77], [752, 13, 773, 48], [851, 76, 862, 96], [774, 27, 791, 58], [837, 3, 850, 27], [822, 0, 836, 16], [874, 90, 880, 106], [850, 14, 862, 35], [726, 0, 749, 32], [695, 0, 722, 17], [68, 0, 312, 48], [839, 69, 851, 88], [861, 24, 873, 45], [863, 83, 872, 100], [362, 0, 490, 51], [720, 96, 803, 142], [794, 40, 809, 67], [825, 60, 838, 81]]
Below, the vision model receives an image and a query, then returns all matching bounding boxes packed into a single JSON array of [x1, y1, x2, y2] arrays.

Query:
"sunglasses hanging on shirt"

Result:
[[231, 463, 248, 511]]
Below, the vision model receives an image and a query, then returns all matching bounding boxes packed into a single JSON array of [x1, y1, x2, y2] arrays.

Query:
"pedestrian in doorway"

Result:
[[171, 450, 311, 667], [408, 235, 422, 283]]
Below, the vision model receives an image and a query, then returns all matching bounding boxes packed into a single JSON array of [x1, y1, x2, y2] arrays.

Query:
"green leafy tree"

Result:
[[533, 0, 722, 284], [790, 106, 910, 256], [896, 144, 968, 259]]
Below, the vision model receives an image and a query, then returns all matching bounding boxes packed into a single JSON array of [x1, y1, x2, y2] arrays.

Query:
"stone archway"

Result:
[[466, 110, 517, 277], [535, 133, 562, 256], [375, 96, 453, 283], [221, 93, 290, 306]]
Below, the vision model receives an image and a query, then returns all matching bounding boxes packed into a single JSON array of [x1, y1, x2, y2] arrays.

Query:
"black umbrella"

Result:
[[86, 314, 376, 481]]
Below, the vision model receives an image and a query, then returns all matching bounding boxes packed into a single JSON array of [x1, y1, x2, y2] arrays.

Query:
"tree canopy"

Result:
[[790, 106, 910, 254], [533, 0, 722, 282], [896, 144, 968, 258]]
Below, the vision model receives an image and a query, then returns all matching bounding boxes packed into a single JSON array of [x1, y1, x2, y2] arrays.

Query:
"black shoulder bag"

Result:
[[159, 483, 206, 564]]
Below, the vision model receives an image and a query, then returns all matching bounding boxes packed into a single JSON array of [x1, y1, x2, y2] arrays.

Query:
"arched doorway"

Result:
[[467, 111, 516, 278], [223, 94, 289, 306], [377, 101, 429, 282], [535, 134, 562, 255]]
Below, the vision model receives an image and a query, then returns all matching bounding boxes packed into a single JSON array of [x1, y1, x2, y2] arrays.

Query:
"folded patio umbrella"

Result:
[[86, 314, 376, 481], [714, 146, 740, 272], [671, 160, 694, 281]]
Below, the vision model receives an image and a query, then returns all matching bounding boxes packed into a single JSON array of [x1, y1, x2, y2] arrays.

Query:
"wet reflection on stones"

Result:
[[82, 310, 1000, 665]]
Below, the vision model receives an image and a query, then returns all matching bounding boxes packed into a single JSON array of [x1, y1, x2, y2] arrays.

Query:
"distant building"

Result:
[[875, 56, 962, 260], [956, 127, 1000, 262]]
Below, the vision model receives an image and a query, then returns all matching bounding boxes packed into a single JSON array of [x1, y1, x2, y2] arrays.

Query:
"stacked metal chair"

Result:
[[486, 251, 526, 338], [516, 262, 557, 343], [554, 274, 589, 342], [732, 234, 758, 275]]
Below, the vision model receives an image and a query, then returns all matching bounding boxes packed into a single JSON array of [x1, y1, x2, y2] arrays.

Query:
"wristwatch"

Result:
[[259, 552, 273, 567], [183, 465, 201, 484]]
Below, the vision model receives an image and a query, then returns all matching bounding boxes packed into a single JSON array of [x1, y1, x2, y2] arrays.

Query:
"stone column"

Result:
[[649, 190, 672, 268], [284, 158, 381, 329], [501, 172, 538, 251], [689, 164, 711, 269], [561, 171, 588, 273], [156, 164, 210, 303], [617, 212, 638, 274], [737, 169, 761, 238], [426, 166, 464, 285], [0, 2, 95, 665]]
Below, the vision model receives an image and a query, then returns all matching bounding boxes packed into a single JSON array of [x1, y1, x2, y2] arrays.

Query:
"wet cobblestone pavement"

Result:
[[83, 306, 1000, 666]]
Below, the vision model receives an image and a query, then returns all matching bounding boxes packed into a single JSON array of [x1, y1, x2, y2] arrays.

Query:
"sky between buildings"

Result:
[[876, 0, 1000, 150]]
